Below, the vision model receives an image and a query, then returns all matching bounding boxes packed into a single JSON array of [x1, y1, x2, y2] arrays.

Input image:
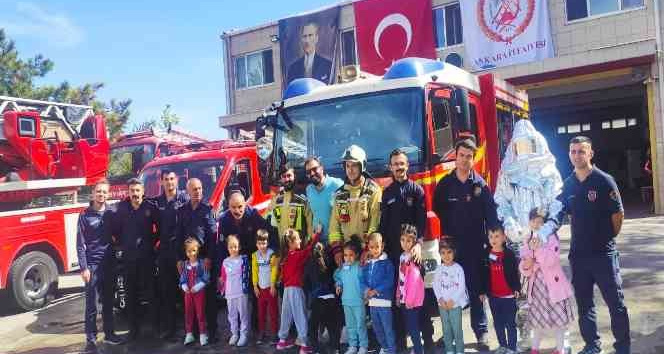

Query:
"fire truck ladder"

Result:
[[0, 96, 94, 192]]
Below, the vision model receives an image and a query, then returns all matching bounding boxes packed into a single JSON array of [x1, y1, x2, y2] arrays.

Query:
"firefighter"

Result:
[[110, 178, 160, 342], [328, 145, 382, 249], [151, 169, 189, 340], [555, 136, 629, 354], [77, 179, 124, 351], [378, 149, 434, 352], [267, 163, 312, 250], [432, 139, 499, 350], [176, 178, 219, 343]]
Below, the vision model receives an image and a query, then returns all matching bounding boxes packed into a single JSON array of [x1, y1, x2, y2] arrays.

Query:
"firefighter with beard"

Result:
[[328, 145, 382, 249], [267, 163, 312, 250], [110, 178, 159, 341]]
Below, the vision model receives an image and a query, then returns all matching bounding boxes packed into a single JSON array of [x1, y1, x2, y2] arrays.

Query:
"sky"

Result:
[[0, 0, 336, 140]]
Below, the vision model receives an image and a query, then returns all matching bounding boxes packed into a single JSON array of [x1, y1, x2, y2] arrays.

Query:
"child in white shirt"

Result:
[[432, 241, 468, 354]]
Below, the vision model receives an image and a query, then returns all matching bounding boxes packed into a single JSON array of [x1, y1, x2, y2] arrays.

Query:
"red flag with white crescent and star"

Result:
[[353, 0, 437, 75]]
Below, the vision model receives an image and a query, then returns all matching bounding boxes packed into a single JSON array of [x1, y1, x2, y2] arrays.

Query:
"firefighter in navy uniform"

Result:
[[555, 136, 630, 354], [328, 145, 382, 248], [76, 179, 124, 352], [176, 178, 219, 343], [151, 169, 189, 340], [432, 139, 499, 350], [379, 149, 434, 352], [110, 178, 160, 342]]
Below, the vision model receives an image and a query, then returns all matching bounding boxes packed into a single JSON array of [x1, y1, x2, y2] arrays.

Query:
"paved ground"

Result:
[[1, 214, 664, 354]]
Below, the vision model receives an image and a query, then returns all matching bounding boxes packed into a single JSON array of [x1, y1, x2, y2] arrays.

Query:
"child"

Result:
[[180, 237, 210, 346], [432, 240, 468, 354], [252, 229, 280, 344], [519, 209, 574, 354], [305, 241, 343, 354], [482, 225, 522, 354], [219, 234, 251, 347], [395, 224, 425, 354], [334, 235, 368, 354], [277, 227, 321, 354], [362, 233, 396, 354]]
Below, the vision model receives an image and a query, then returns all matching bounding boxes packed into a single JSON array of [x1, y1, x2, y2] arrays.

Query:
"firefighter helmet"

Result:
[[341, 145, 367, 172]]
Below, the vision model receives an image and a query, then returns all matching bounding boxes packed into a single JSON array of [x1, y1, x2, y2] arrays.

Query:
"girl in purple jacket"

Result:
[[519, 209, 574, 354]]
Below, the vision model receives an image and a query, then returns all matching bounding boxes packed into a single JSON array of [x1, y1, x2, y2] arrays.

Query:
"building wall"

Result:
[[223, 0, 657, 119], [219, 0, 664, 212]]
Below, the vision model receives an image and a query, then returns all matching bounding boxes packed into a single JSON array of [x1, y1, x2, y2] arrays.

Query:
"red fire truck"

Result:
[[139, 139, 272, 215], [0, 96, 110, 310], [108, 129, 208, 200], [256, 57, 529, 280]]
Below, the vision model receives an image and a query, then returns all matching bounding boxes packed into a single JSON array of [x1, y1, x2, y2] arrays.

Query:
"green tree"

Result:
[[0, 28, 131, 140], [131, 104, 181, 132]]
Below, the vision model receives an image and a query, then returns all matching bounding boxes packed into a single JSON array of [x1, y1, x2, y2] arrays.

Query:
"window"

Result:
[[567, 124, 581, 134], [140, 159, 226, 201], [557, 126, 567, 134], [612, 118, 627, 128], [341, 29, 358, 66], [234, 49, 274, 89], [18, 117, 36, 137], [229, 159, 252, 200], [602, 120, 611, 129], [582, 123, 591, 131], [433, 3, 463, 48], [566, 0, 644, 21], [431, 94, 454, 158]]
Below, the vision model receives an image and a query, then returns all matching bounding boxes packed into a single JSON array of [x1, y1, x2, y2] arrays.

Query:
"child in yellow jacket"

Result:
[[251, 229, 280, 344]]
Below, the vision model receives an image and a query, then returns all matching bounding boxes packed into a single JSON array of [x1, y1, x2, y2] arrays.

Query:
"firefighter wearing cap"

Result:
[[267, 164, 312, 249], [328, 145, 382, 246]]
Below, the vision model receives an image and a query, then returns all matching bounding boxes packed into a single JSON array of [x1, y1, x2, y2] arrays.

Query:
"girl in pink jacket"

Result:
[[519, 209, 575, 354], [395, 224, 425, 354]]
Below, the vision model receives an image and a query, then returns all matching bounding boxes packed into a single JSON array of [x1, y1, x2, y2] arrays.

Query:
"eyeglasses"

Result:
[[306, 165, 321, 175]]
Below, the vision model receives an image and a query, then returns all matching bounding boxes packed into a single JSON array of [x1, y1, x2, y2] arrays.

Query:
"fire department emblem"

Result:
[[588, 190, 597, 202], [473, 185, 482, 197], [477, 0, 535, 43]]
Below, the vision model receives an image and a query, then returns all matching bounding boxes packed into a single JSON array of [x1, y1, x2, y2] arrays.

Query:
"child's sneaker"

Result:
[[199, 334, 208, 346], [277, 339, 295, 350], [531, 350, 541, 354], [256, 333, 265, 345], [344, 347, 358, 354], [228, 334, 239, 346], [357, 347, 367, 354], [184, 333, 195, 345], [446, 351, 454, 354], [237, 334, 248, 347], [379, 349, 387, 354], [299, 345, 313, 354]]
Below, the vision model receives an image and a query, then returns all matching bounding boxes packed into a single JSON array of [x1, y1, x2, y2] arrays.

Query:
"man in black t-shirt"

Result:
[[555, 136, 629, 354]]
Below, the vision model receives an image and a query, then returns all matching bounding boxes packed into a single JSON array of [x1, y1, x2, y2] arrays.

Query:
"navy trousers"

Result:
[[570, 253, 630, 354], [84, 261, 115, 342]]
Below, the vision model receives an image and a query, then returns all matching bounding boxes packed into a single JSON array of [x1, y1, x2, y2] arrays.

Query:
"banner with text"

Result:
[[460, 0, 554, 70]]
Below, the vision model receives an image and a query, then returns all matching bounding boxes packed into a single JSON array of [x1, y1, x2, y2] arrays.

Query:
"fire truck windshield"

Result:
[[108, 144, 156, 183], [276, 88, 424, 178], [139, 159, 226, 201]]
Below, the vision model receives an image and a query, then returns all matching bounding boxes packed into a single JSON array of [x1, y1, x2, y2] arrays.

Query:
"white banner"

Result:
[[460, 0, 554, 70]]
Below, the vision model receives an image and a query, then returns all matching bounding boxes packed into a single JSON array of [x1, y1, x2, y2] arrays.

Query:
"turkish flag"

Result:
[[354, 0, 437, 75]]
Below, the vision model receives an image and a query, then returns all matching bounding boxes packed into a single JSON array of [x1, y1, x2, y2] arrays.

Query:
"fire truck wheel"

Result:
[[9, 251, 58, 311]]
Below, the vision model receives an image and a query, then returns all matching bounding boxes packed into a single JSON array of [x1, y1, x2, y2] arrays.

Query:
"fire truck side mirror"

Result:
[[451, 88, 471, 133]]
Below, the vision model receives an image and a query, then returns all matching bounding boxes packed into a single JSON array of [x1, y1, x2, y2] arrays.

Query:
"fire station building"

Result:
[[219, 0, 664, 214]]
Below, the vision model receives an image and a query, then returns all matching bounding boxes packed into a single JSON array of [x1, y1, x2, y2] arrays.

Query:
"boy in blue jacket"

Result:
[[363, 233, 396, 354]]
